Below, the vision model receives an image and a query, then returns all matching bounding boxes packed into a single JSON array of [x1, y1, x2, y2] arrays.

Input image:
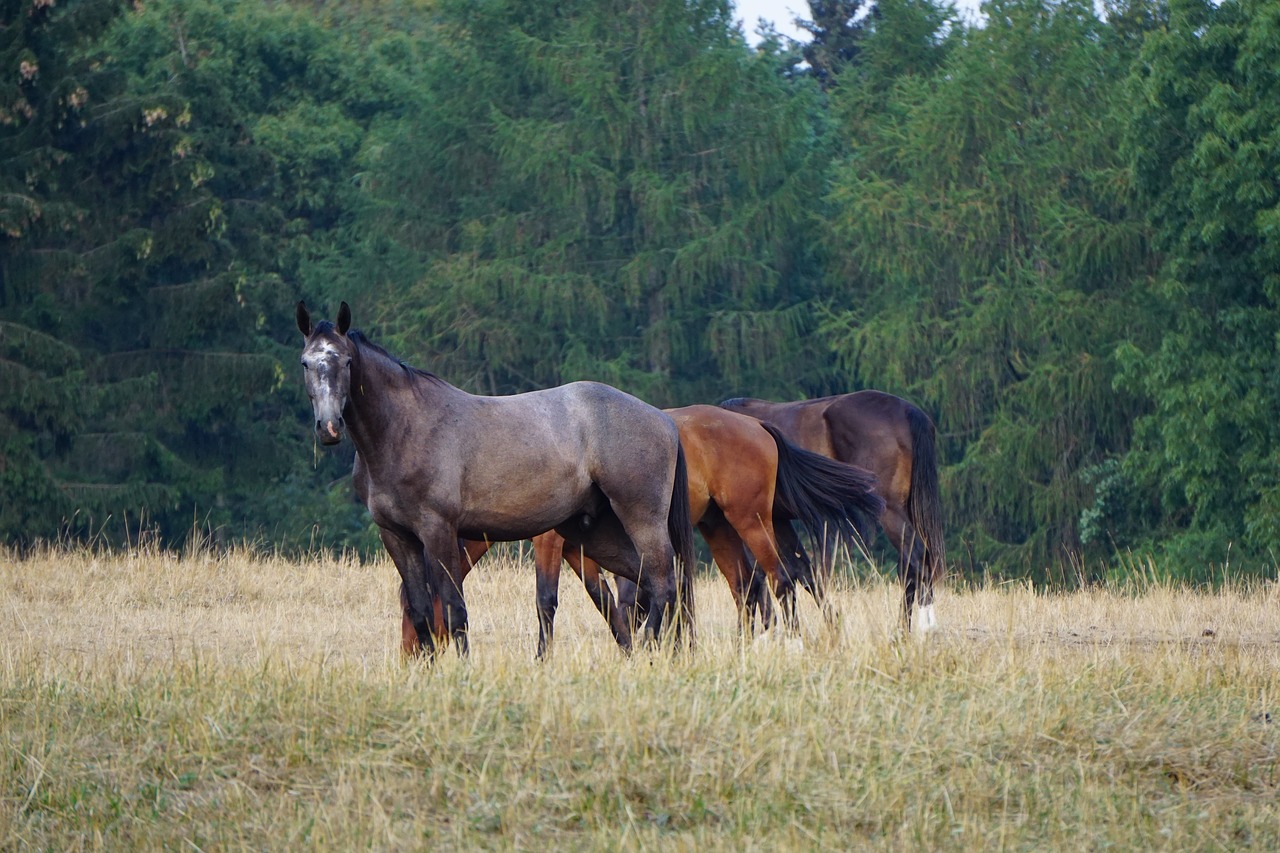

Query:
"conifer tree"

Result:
[[799, 0, 875, 87], [1119, 0, 1280, 573], [0, 0, 157, 541], [0, 0, 404, 547], [362, 0, 828, 405], [821, 0, 1158, 578]]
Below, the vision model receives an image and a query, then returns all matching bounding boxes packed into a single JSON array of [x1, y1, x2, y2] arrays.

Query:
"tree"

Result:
[[0, 0, 182, 543], [361, 0, 828, 406], [0, 0, 412, 549], [799, 0, 877, 87], [820, 0, 1159, 579], [1118, 0, 1280, 574]]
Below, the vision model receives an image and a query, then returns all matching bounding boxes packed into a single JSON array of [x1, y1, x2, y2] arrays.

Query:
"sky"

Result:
[[732, 0, 986, 43], [733, 0, 811, 42]]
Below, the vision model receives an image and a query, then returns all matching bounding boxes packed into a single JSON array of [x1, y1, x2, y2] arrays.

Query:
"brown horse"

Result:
[[401, 404, 885, 656], [297, 301, 695, 657], [720, 391, 945, 633]]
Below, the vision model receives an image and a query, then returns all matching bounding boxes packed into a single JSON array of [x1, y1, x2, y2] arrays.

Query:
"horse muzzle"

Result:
[[316, 418, 344, 445]]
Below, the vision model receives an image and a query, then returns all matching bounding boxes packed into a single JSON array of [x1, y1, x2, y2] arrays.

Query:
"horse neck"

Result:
[[343, 346, 455, 462]]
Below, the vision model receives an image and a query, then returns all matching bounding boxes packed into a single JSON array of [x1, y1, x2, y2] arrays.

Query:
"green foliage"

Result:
[[820, 0, 1159, 580], [0, 0, 408, 550], [359, 0, 829, 405], [1, 0, 1276, 585], [798, 0, 876, 87], [0, 0, 154, 541], [1117, 0, 1280, 574]]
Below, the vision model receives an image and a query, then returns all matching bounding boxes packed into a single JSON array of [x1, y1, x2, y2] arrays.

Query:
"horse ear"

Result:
[[296, 301, 313, 337], [337, 301, 352, 335]]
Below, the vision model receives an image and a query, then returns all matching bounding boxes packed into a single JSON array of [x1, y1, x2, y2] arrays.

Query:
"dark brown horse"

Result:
[[297, 301, 695, 656], [402, 404, 885, 656], [720, 391, 945, 633]]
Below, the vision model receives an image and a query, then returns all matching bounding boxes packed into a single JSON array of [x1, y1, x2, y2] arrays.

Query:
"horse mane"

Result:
[[348, 329, 449, 389]]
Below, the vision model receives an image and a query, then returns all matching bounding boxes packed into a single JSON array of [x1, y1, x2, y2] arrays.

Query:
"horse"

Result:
[[720, 391, 945, 633], [401, 404, 885, 656], [297, 301, 696, 656]]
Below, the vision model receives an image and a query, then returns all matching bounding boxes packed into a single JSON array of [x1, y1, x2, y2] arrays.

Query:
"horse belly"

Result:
[[455, 461, 594, 542]]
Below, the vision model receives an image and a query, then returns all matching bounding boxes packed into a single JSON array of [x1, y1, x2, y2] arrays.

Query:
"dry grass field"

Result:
[[3, 543, 1279, 850]]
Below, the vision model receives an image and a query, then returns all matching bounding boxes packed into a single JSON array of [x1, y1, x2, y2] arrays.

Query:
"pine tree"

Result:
[[821, 0, 1159, 579], [361, 0, 828, 406], [0, 0, 158, 542], [799, 0, 875, 87], [1119, 0, 1280, 573], [0, 0, 409, 547]]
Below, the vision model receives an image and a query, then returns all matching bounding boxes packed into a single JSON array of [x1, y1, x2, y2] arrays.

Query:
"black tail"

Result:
[[764, 422, 886, 562], [906, 406, 946, 593], [667, 442, 696, 641]]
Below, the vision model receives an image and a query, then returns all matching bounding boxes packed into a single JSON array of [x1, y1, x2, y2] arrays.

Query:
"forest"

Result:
[[2, 0, 1278, 585]]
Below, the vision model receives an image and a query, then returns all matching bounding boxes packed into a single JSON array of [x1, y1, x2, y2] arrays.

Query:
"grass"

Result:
[[2, 543, 1279, 850]]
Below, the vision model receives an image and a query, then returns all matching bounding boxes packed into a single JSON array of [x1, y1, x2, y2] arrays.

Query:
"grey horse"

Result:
[[297, 301, 695, 655]]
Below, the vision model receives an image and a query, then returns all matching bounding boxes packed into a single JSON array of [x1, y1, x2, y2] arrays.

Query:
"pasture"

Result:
[[3, 544, 1279, 850]]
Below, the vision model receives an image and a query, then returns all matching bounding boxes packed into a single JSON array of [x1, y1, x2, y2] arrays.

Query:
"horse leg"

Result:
[[614, 574, 642, 627], [699, 502, 772, 631], [570, 508, 676, 647], [380, 526, 438, 658], [564, 544, 633, 652], [630, 534, 678, 648], [699, 518, 769, 636], [462, 538, 493, 571], [884, 509, 934, 635], [773, 521, 838, 631], [416, 525, 469, 656], [742, 560, 774, 632], [398, 538, 491, 654], [398, 583, 419, 656], [531, 532, 564, 659], [714, 500, 801, 634]]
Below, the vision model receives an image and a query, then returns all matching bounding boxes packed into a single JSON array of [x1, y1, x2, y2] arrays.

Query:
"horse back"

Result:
[[562, 382, 681, 486], [824, 391, 922, 506], [665, 404, 778, 517], [720, 397, 835, 458]]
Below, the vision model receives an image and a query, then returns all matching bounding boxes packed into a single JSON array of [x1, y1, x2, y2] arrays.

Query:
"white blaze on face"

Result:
[[305, 339, 349, 441], [314, 340, 340, 359]]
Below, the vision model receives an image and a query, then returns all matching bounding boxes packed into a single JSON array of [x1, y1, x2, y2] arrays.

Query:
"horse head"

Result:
[[296, 300, 353, 446]]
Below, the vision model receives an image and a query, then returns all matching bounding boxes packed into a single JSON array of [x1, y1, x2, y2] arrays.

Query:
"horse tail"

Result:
[[667, 441, 697, 639], [907, 405, 946, 590], [764, 422, 886, 560]]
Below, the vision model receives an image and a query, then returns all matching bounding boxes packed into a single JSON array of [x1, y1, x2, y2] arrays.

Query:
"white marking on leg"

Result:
[[914, 604, 938, 636]]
